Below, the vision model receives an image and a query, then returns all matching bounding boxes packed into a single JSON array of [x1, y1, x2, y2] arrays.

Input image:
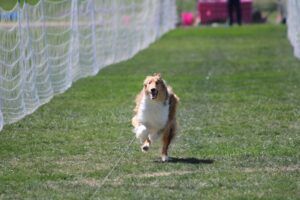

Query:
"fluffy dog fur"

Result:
[[132, 73, 179, 162]]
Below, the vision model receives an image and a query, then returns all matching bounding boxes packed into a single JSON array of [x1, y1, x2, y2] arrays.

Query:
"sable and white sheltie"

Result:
[[132, 73, 179, 162]]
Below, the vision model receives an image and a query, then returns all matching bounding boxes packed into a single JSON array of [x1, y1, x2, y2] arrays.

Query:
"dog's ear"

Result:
[[153, 73, 161, 78]]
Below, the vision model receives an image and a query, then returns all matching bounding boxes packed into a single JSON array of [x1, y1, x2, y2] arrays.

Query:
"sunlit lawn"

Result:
[[0, 25, 299, 199]]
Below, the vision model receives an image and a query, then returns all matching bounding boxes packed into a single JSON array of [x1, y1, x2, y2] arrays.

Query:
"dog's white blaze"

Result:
[[137, 95, 169, 133]]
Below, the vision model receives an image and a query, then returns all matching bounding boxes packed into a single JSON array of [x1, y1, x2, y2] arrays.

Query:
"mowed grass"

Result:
[[1, 25, 300, 199]]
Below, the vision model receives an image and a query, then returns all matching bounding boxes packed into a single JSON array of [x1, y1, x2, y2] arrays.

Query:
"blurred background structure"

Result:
[[179, 0, 288, 26], [0, 0, 177, 131], [287, 0, 300, 59], [197, 0, 251, 25]]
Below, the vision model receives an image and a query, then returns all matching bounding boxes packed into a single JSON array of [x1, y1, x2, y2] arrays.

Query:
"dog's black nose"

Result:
[[151, 88, 156, 93]]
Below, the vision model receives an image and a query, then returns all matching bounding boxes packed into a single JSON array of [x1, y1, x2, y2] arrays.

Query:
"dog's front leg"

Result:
[[135, 124, 148, 143], [136, 125, 151, 152]]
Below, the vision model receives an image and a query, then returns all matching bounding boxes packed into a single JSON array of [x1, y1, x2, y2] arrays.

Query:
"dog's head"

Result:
[[143, 73, 167, 101]]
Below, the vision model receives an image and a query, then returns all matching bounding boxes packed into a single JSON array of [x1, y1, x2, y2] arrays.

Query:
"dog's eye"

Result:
[[148, 81, 152, 84]]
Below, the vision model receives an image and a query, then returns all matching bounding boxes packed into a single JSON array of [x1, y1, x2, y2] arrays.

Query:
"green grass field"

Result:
[[0, 25, 299, 199]]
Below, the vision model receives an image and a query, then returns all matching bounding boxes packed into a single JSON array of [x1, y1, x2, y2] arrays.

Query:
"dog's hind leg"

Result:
[[161, 123, 176, 162]]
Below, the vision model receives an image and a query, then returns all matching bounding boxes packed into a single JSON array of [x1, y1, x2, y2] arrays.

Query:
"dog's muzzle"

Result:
[[150, 88, 158, 99]]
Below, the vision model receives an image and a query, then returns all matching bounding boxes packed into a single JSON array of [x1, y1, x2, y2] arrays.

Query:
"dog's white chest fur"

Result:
[[137, 95, 169, 131]]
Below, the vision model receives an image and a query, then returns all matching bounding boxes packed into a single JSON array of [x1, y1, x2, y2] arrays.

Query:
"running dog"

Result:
[[132, 73, 179, 162]]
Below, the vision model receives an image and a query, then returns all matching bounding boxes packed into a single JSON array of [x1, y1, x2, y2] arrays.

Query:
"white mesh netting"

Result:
[[0, 0, 177, 131], [287, 0, 300, 59]]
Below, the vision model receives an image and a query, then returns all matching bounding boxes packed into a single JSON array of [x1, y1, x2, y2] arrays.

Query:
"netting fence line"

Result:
[[0, 0, 177, 131], [287, 0, 300, 59]]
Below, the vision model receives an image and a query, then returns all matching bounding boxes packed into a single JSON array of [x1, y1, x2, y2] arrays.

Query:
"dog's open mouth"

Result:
[[150, 89, 158, 99]]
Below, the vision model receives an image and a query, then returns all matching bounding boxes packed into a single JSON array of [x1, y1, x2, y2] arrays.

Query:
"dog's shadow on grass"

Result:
[[154, 157, 214, 164]]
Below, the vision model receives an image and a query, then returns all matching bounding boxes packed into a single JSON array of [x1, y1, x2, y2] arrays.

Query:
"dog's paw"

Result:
[[161, 155, 169, 162]]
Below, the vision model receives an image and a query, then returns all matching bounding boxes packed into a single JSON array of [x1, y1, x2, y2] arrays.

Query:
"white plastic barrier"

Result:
[[0, 0, 177, 131], [287, 0, 300, 59]]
